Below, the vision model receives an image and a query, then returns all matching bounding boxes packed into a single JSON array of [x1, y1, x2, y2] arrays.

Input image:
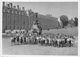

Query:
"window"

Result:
[[23, 21, 25, 25], [7, 10, 9, 13], [19, 12, 21, 15], [3, 8, 5, 12], [12, 10, 13, 14], [16, 11, 17, 14]]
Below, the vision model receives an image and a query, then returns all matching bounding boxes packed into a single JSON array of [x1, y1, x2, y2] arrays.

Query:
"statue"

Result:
[[30, 20, 42, 36]]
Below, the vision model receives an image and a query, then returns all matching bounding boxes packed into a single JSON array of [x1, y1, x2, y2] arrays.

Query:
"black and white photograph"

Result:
[[2, 1, 78, 55]]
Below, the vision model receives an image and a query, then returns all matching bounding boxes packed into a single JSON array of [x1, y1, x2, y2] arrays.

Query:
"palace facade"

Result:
[[2, 2, 60, 33]]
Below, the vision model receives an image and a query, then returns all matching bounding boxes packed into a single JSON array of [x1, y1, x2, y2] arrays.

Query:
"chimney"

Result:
[[9, 3, 13, 8], [17, 5, 19, 9], [3, 2, 5, 6], [25, 10, 27, 15], [7, 4, 10, 8], [22, 7, 25, 10]]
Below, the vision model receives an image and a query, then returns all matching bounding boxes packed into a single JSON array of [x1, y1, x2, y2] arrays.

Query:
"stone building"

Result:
[[2, 2, 32, 32], [2, 2, 59, 33]]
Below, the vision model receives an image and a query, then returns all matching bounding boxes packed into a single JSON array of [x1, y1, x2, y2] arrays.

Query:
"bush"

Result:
[[74, 17, 78, 26]]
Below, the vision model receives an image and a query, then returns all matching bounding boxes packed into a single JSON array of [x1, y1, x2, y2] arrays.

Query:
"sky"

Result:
[[6, 2, 78, 19]]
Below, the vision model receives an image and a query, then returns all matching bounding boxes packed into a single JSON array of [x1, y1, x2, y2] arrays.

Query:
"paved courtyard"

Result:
[[2, 27, 78, 55], [2, 38, 78, 55]]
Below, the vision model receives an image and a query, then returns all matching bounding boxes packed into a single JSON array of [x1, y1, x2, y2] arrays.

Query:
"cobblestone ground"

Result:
[[2, 38, 78, 55]]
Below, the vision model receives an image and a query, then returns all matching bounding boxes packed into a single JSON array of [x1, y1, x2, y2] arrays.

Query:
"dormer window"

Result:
[[17, 11, 19, 14]]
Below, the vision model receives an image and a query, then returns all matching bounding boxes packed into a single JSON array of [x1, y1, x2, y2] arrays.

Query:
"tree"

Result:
[[60, 15, 68, 28], [68, 18, 75, 27], [74, 17, 78, 26]]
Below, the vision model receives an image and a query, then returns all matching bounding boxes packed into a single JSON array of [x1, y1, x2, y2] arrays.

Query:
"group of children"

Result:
[[11, 32, 75, 47]]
